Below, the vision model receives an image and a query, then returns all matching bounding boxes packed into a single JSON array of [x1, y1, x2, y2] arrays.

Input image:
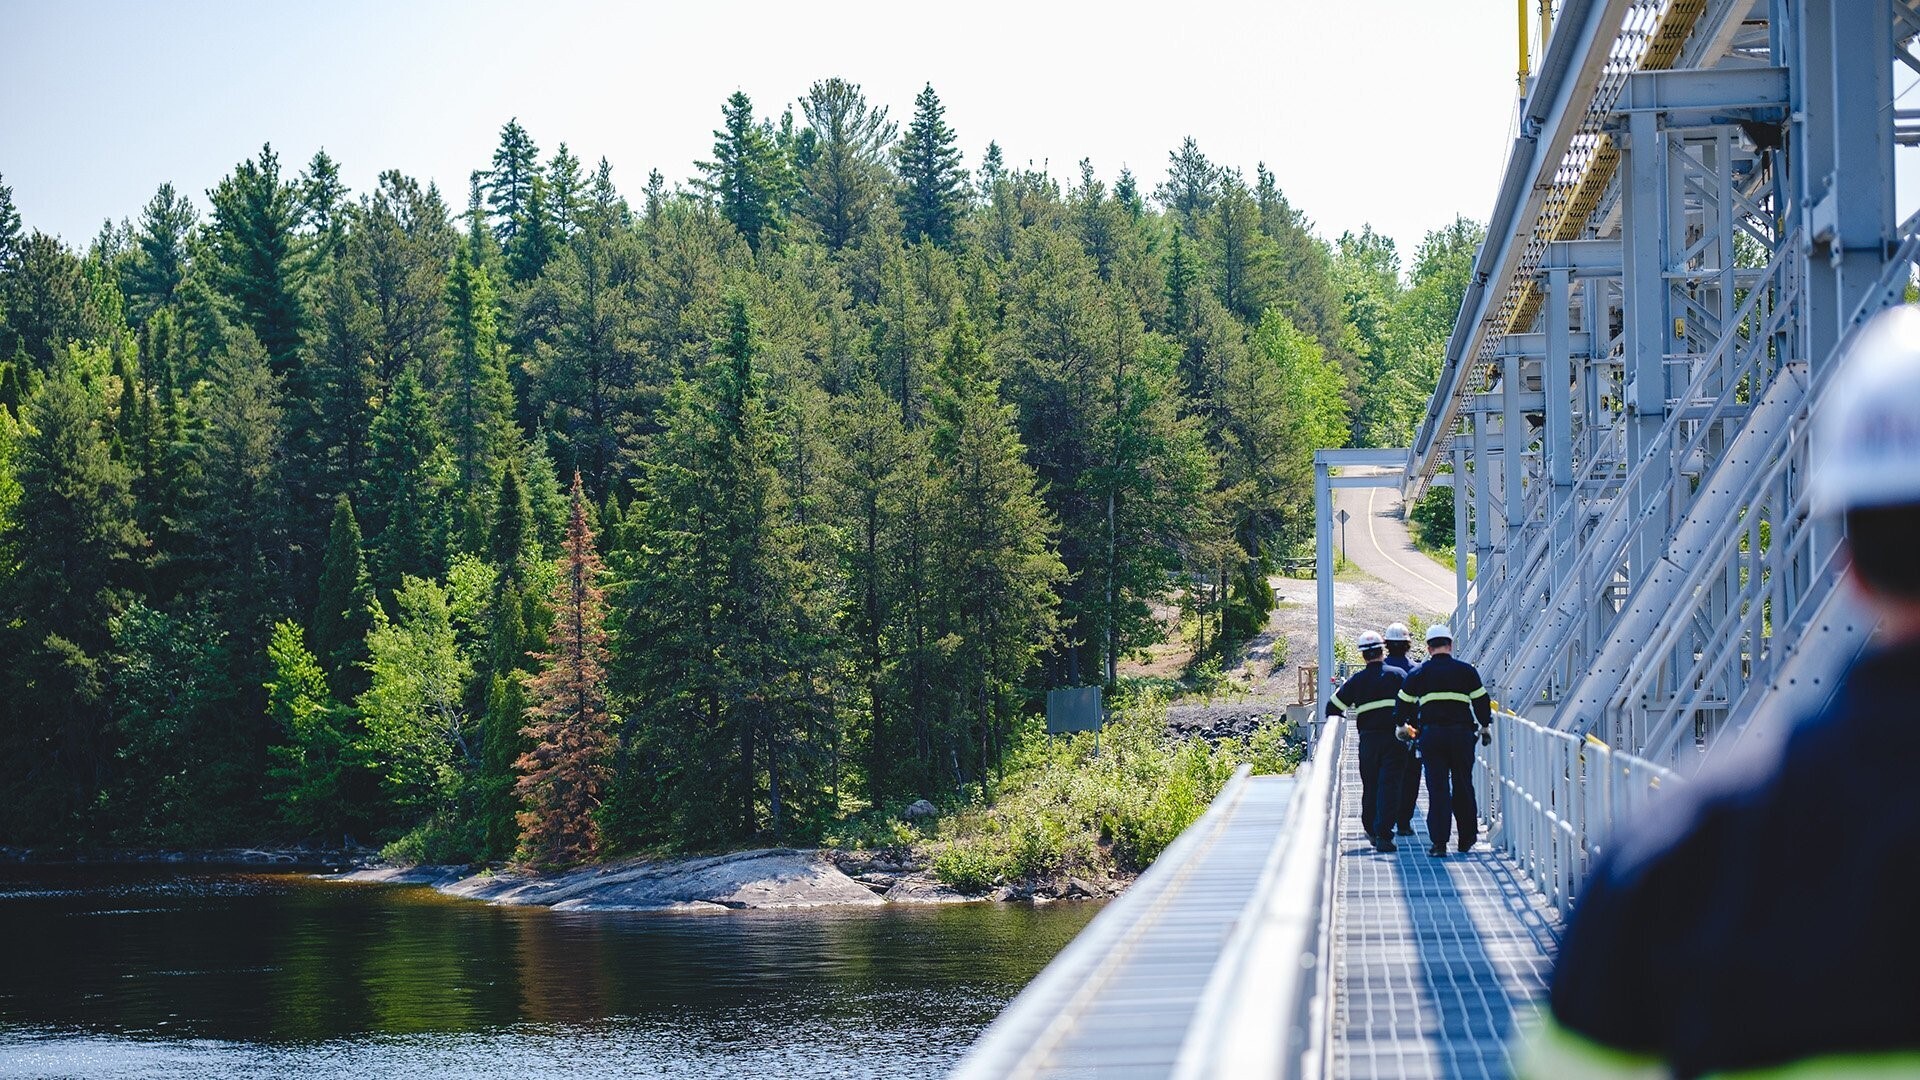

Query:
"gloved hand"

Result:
[[1396, 723, 1418, 744], [1480, 728, 1492, 746]]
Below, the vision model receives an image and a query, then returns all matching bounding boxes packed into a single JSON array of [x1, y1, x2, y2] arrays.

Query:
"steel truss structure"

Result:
[[1406, 0, 1920, 773]]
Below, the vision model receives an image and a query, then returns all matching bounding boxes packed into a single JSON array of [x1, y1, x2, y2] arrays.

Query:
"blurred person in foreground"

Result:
[[1523, 305, 1920, 1076]]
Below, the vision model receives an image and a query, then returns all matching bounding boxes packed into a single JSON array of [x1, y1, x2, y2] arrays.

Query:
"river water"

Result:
[[0, 866, 1098, 1079]]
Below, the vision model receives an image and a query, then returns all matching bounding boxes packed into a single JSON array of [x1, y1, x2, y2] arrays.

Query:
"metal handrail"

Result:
[[1171, 713, 1346, 1080], [1476, 709, 1676, 916]]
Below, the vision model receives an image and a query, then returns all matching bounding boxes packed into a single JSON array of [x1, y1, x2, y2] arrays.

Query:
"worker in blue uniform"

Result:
[[1394, 624, 1491, 856], [1327, 631, 1407, 852], [1382, 622, 1420, 836], [1522, 305, 1920, 1077]]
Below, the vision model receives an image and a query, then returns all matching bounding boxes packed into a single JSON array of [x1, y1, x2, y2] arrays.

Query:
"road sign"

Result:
[[1046, 686, 1104, 734]]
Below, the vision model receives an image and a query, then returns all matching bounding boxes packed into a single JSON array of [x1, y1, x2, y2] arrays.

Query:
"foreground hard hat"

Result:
[[1426, 624, 1453, 642], [1815, 305, 1920, 514], [1356, 630, 1385, 650], [1384, 622, 1411, 643]]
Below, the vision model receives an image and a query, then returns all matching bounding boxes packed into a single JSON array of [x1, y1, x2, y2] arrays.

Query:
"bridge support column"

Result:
[[1454, 444, 1471, 626], [1795, 0, 1895, 366], [1621, 105, 1671, 604], [1545, 268, 1574, 548]]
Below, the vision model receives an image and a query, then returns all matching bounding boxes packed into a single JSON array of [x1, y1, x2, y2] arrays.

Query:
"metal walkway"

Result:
[[951, 767, 1297, 1079], [1328, 750, 1558, 1080]]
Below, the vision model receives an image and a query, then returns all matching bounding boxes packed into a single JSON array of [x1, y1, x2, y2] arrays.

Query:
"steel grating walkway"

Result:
[[1329, 744, 1561, 1079]]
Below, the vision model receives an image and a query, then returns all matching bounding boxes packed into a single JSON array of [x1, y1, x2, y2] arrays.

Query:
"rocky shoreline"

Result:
[[333, 847, 1128, 912]]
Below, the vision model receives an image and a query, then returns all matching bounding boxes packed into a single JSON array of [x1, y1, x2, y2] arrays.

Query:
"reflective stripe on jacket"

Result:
[[1393, 653, 1491, 730], [1328, 662, 1406, 733]]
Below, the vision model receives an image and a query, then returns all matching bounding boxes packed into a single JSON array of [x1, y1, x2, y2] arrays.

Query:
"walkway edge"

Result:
[[1172, 719, 1346, 1080], [948, 764, 1260, 1080]]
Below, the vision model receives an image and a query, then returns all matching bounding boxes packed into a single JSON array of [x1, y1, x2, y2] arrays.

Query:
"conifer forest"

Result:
[[0, 81, 1478, 862]]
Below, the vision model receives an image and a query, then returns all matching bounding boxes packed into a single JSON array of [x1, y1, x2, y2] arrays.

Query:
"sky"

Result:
[[0, 1, 1524, 264]]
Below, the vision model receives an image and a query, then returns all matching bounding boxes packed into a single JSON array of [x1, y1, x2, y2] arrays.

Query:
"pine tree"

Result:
[[121, 183, 197, 325], [505, 171, 556, 284], [927, 307, 1062, 795], [187, 328, 289, 652], [895, 84, 966, 247], [204, 144, 306, 375], [613, 298, 830, 841], [0, 232, 91, 371], [297, 149, 350, 265], [696, 91, 789, 252], [547, 143, 584, 238], [1156, 136, 1219, 236], [0, 172, 22, 274], [0, 364, 145, 836], [443, 247, 513, 522], [362, 364, 452, 593], [310, 494, 379, 700], [796, 78, 895, 250], [486, 119, 540, 246], [515, 472, 614, 867], [351, 171, 456, 386]]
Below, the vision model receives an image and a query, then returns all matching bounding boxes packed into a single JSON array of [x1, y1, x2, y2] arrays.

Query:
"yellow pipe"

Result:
[[1517, 0, 1531, 91]]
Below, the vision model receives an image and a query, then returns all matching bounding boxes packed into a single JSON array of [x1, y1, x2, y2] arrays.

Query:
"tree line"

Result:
[[0, 79, 1479, 860]]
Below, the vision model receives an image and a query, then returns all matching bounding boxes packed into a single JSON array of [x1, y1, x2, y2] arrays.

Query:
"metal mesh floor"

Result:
[[1329, 745, 1560, 1079]]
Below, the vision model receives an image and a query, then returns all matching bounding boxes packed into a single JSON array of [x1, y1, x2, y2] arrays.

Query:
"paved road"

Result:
[[1333, 472, 1457, 620]]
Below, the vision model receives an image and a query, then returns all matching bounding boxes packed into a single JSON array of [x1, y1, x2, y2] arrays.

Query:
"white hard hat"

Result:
[[1426, 623, 1453, 642], [1356, 630, 1385, 650], [1815, 305, 1920, 515], [1384, 622, 1411, 643]]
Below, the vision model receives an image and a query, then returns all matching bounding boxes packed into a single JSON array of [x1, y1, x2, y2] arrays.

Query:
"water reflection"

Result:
[[0, 867, 1096, 1079]]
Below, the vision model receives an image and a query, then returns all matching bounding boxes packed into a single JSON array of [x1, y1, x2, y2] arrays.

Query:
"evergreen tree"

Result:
[[299, 261, 379, 499], [1156, 136, 1219, 235], [121, 183, 197, 325], [515, 473, 614, 867], [486, 118, 540, 246], [350, 170, 455, 386], [443, 247, 514, 523], [796, 78, 895, 251], [362, 364, 452, 593], [613, 298, 831, 841], [927, 307, 1063, 794], [310, 494, 379, 700], [1208, 168, 1277, 323], [547, 143, 584, 237], [186, 328, 290, 658], [204, 144, 306, 374], [0, 364, 144, 837], [0, 172, 21, 274], [696, 91, 789, 252], [0, 232, 91, 371], [297, 149, 350, 265], [505, 170, 557, 284], [895, 84, 966, 247]]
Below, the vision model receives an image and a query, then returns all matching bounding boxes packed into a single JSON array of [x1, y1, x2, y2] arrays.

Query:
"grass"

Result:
[[910, 687, 1302, 892]]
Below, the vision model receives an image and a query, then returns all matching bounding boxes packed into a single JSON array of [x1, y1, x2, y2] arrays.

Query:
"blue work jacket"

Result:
[[1526, 638, 1920, 1077], [1328, 662, 1405, 733]]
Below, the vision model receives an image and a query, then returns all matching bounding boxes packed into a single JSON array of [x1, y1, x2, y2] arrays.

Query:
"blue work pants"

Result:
[[1419, 725, 1480, 848], [1395, 742, 1420, 829], [1356, 730, 1406, 839]]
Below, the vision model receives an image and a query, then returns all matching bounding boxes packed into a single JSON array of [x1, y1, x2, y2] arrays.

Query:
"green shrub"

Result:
[[921, 690, 1302, 887]]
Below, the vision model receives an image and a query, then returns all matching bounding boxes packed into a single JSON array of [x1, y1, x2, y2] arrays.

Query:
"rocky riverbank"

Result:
[[334, 847, 1127, 912]]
